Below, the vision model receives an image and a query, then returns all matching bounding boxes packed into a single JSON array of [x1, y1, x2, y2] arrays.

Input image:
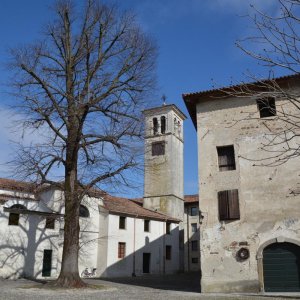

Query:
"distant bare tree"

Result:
[[223, 0, 300, 166], [9, 0, 156, 287]]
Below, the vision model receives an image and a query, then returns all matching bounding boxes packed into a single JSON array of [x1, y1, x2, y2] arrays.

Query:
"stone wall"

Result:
[[196, 93, 300, 292]]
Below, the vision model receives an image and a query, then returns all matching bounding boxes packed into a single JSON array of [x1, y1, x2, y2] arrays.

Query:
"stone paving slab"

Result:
[[0, 277, 299, 300]]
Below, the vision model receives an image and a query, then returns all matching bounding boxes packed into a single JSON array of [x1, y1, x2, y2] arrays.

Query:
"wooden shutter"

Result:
[[118, 242, 126, 258], [218, 191, 229, 220], [152, 142, 165, 156], [228, 189, 240, 219], [218, 190, 240, 221], [217, 146, 235, 171]]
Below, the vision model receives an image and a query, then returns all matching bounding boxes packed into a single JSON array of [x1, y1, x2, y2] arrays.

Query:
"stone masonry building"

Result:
[[183, 74, 300, 293]]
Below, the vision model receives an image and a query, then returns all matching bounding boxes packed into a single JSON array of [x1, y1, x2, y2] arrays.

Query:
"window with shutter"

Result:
[[152, 142, 165, 156], [217, 145, 236, 171], [118, 242, 126, 258], [218, 189, 240, 221]]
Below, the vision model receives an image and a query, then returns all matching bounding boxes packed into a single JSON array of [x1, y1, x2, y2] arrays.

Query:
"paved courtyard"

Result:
[[0, 273, 300, 300]]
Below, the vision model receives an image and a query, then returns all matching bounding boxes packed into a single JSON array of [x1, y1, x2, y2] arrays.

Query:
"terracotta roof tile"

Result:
[[184, 194, 199, 203], [102, 195, 180, 223], [0, 178, 36, 193]]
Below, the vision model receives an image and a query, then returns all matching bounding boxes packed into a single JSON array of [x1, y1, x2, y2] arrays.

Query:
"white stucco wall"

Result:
[[0, 187, 181, 280], [104, 214, 180, 277], [0, 194, 62, 279]]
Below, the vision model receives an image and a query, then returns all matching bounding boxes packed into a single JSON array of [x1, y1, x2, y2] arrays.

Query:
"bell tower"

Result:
[[143, 104, 186, 220]]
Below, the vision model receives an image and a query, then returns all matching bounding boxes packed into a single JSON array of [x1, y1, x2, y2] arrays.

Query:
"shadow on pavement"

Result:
[[99, 272, 201, 293]]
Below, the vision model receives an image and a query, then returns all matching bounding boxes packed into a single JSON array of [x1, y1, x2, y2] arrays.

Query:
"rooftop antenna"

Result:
[[162, 94, 167, 106]]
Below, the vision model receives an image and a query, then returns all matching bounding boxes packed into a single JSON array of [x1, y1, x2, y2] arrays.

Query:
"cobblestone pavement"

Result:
[[0, 273, 300, 300]]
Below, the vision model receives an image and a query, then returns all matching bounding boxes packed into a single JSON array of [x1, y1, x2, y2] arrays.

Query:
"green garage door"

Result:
[[263, 242, 300, 292]]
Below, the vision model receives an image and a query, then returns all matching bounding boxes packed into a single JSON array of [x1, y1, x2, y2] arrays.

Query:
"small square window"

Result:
[[192, 257, 198, 264], [118, 242, 126, 258], [191, 240, 198, 251], [257, 97, 276, 118], [8, 213, 19, 226], [144, 220, 150, 232], [217, 145, 236, 171], [166, 245, 171, 260], [45, 217, 55, 229], [191, 223, 197, 233], [190, 207, 198, 216], [119, 216, 126, 229], [166, 222, 171, 234], [152, 142, 165, 156]]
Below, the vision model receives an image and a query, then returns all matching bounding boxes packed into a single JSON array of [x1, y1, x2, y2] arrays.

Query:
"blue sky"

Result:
[[0, 0, 286, 197]]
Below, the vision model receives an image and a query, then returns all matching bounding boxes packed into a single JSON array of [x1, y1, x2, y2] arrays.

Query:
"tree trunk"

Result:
[[51, 127, 87, 288], [53, 196, 86, 287]]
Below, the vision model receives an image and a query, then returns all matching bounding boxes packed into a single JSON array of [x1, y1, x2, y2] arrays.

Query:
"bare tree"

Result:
[[221, 0, 300, 166], [9, 0, 156, 287]]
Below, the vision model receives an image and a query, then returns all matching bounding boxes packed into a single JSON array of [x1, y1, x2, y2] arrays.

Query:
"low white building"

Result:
[[0, 179, 180, 279]]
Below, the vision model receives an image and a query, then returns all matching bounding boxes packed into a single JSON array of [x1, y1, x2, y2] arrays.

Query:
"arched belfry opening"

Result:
[[160, 116, 166, 134]]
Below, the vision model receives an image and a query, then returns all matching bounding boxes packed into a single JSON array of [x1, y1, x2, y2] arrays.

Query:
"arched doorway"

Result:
[[263, 242, 300, 292]]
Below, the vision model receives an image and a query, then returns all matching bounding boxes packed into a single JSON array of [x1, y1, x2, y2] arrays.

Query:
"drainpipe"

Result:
[[132, 215, 137, 277], [163, 220, 166, 274], [187, 207, 190, 272]]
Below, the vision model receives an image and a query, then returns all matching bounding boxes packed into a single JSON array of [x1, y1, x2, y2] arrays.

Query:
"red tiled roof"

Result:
[[131, 198, 143, 206], [102, 195, 180, 223], [0, 178, 36, 193], [184, 194, 199, 203]]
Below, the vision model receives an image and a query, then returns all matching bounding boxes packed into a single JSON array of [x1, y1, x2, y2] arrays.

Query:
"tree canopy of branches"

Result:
[[226, 0, 300, 166], [9, 0, 156, 287]]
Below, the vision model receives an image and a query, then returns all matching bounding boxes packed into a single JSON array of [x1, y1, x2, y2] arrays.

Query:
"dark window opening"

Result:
[[161, 116, 166, 134], [166, 245, 172, 260], [79, 205, 89, 218], [45, 217, 55, 229], [190, 206, 198, 216], [8, 204, 26, 226], [192, 257, 198, 264], [166, 222, 171, 234], [257, 97, 276, 118], [217, 145, 236, 171], [218, 189, 240, 221], [42, 249, 52, 277], [152, 142, 165, 156], [191, 240, 198, 251], [191, 223, 197, 233], [153, 118, 158, 135], [144, 219, 150, 232], [119, 216, 126, 229], [118, 242, 126, 258]]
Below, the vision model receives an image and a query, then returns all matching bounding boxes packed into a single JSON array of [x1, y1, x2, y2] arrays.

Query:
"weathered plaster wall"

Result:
[[143, 106, 184, 220], [196, 95, 300, 292]]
